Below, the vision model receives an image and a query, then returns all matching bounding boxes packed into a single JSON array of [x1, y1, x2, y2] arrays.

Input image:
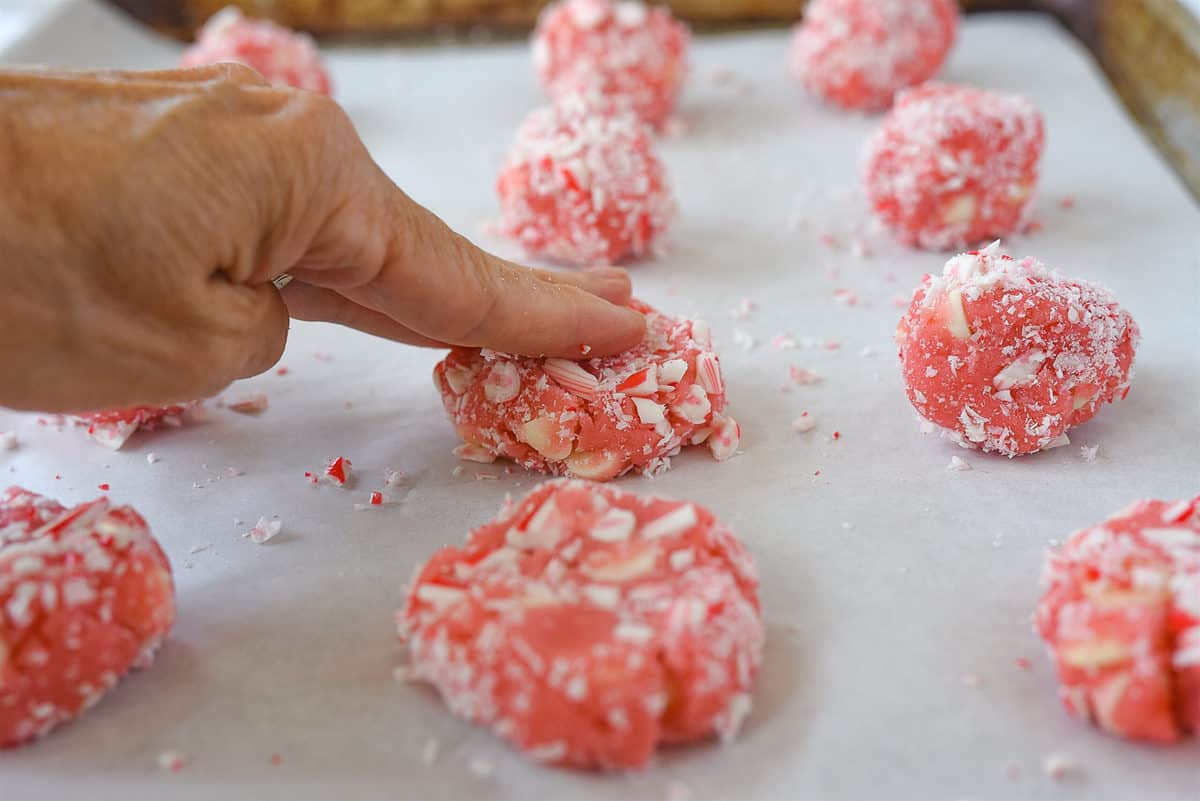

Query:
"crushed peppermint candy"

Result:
[[947, 456, 971, 471], [0, 432, 17, 450], [226, 392, 268, 415], [157, 749, 189, 773], [245, 516, 282, 545], [791, 413, 816, 433], [1042, 752, 1075, 780], [324, 457, 352, 488], [1080, 444, 1099, 462]]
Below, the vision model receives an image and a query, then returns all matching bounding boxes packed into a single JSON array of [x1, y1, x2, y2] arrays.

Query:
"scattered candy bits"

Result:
[[245, 516, 282, 545], [324, 457, 352, 488], [226, 393, 268, 415]]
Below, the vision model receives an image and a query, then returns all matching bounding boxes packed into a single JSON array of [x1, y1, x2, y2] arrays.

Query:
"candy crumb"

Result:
[[791, 413, 816, 433], [666, 780, 693, 801], [146, 452, 160, 464], [947, 456, 971, 471], [1042, 752, 1075, 780], [1015, 657, 1033, 671], [157, 750, 188, 773], [227, 393, 268, 414], [961, 672, 984, 688], [0, 432, 17, 450], [384, 469, 407, 487], [269, 753, 283, 766], [468, 758, 494, 778], [98, 483, 110, 491], [1080, 444, 1099, 462], [324, 456, 352, 487], [245, 516, 281, 545], [421, 738, 441, 766]]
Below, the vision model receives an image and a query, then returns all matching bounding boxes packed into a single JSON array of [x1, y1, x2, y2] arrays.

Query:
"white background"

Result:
[[1, 1, 1199, 799]]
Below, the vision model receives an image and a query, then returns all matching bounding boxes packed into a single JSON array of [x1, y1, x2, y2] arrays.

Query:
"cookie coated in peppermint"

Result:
[[398, 478, 763, 769], [863, 83, 1044, 251], [180, 7, 332, 95], [1037, 496, 1200, 743], [496, 95, 675, 267], [434, 300, 738, 480], [789, 0, 958, 112], [895, 244, 1138, 456], [0, 487, 175, 748], [532, 0, 689, 129]]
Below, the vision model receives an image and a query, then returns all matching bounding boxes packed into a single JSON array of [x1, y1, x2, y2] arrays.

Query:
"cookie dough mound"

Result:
[[1037, 496, 1200, 743], [434, 300, 738, 480], [497, 96, 675, 267], [399, 478, 764, 768], [0, 487, 175, 748], [533, 0, 689, 129], [73, 403, 195, 450], [789, 0, 958, 111], [180, 7, 332, 95], [863, 83, 1044, 250], [895, 244, 1138, 456]]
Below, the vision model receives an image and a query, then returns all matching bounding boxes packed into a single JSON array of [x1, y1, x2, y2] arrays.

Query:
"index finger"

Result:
[[365, 192, 646, 359]]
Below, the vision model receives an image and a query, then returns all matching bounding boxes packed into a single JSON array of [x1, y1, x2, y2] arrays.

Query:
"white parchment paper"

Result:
[[2, 2, 1199, 798]]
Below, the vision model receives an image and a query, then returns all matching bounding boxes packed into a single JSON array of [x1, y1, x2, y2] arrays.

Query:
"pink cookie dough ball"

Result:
[[399, 478, 763, 769], [533, 0, 690, 130], [434, 299, 738, 481], [789, 0, 958, 112], [862, 83, 1045, 251], [180, 6, 332, 95], [0, 488, 175, 748], [1037, 496, 1200, 743], [496, 96, 676, 267], [895, 244, 1139, 457]]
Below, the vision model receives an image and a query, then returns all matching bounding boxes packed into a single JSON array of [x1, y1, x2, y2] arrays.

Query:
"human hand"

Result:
[[0, 65, 645, 413]]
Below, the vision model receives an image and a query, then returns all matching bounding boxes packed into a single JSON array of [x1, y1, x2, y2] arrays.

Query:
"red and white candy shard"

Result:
[[862, 83, 1044, 251], [179, 6, 332, 94], [789, 0, 958, 112], [0, 487, 175, 748], [324, 457, 352, 488], [895, 244, 1138, 457], [532, 0, 690, 130], [496, 95, 676, 267], [433, 300, 738, 482], [73, 403, 196, 451], [1037, 496, 1200, 743], [399, 478, 764, 769]]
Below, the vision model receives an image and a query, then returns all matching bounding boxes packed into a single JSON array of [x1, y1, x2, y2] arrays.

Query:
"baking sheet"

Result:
[[2, 2, 1199, 798]]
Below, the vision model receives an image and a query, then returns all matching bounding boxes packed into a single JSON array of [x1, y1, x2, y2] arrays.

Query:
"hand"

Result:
[[0, 65, 645, 414]]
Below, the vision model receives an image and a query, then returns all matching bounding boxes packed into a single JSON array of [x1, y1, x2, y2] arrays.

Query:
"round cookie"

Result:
[[1037, 496, 1200, 743], [180, 7, 332, 95], [73, 403, 195, 450], [0, 487, 175, 747], [862, 83, 1044, 250], [789, 0, 958, 112], [496, 96, 675, 267], [434, 300, 738, 480], [895, 244, 1138, 456], [399, 478, 764, 769], [533, 0, 689, 129]]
